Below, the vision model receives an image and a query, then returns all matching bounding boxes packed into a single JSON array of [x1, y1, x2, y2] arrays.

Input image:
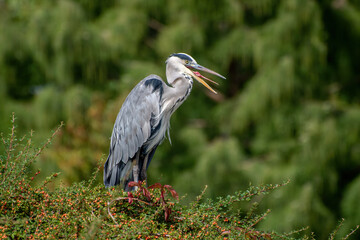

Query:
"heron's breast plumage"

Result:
[[144, 78, 193, 151]]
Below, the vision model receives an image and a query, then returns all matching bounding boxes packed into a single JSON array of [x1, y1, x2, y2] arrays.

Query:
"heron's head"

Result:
[[166, 53, 226, 94]]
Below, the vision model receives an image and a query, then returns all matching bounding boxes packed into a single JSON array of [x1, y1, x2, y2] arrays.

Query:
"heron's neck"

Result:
[[166, 62, 182, 85], [162, 75, 193, 117], [163, 61, 193, 110], [164, 76, 192, 100]]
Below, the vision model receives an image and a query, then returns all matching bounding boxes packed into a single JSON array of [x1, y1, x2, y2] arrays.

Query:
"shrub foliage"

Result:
[[1, 115, 358, 239]]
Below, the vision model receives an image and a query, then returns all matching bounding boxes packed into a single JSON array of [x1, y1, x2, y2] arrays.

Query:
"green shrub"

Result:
[[0, 115, 358, 239]]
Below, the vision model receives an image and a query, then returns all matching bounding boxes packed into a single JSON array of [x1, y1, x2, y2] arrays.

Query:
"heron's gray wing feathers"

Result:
[[104, 75, 164, 187]]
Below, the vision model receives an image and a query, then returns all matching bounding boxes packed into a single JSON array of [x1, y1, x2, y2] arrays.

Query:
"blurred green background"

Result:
[[1, 0, 360, 238]]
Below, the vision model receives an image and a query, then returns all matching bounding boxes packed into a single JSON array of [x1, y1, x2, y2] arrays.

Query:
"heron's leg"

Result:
[[132, 151, 140, 191], [140, 154, 149, 185]]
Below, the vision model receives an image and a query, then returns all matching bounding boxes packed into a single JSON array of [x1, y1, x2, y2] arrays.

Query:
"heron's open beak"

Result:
[[187, 63, 226, 94]]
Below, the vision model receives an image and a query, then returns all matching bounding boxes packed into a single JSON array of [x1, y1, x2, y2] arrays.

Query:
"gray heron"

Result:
[[103, 53, 226, 190]]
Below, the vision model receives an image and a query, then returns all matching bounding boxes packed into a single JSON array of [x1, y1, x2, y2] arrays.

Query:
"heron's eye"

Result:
[[185, 60, 189, 64]]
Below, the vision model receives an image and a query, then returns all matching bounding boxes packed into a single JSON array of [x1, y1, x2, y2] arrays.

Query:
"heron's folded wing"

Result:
[[105, 75, 164, 173]]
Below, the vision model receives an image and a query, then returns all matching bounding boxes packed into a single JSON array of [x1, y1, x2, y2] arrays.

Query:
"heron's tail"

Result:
[[103, 156, 134, 191]]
